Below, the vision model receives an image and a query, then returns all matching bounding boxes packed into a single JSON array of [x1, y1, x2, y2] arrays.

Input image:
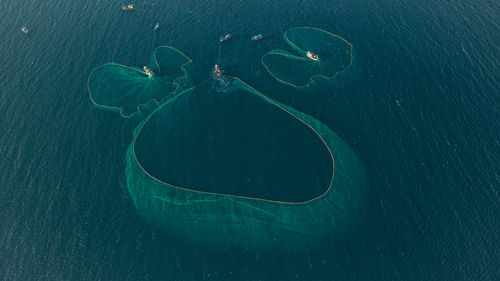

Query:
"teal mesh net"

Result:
[[87, 46, 193, 119], [262, 27, 353, 88], [88, 41, 367, 249], [126, 77, 367, 248]]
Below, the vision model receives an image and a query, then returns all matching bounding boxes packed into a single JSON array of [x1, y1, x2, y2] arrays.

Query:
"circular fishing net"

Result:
[[262, 27, 353, 88], [87, 46, 193, 119], [87, 40, 367, 248], [126, 76, 367, 248]]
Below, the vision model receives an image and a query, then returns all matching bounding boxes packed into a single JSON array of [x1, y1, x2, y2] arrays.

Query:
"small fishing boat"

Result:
[[219, 34, 231, 42], [21, 26, 29, 34], [122, 4, 134, 11], [214, 64, 222, 77], [251, 34, 263, 41], [154, 23, 160, 31], [306, 51, 319, 61], [143, 66, 155, 78]]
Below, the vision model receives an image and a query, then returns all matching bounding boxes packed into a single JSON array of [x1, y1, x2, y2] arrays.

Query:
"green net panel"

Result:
[[126, 77, 367, 248], [262, 27, 353, 88], [87, 46, 193, 119]]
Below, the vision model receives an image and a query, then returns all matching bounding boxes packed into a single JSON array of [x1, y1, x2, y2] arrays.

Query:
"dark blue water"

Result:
[[1, 0, 498, 280]]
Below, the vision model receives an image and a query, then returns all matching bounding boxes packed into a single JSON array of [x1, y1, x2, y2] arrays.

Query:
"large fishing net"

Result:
[[133, 78, 332, 203], [126, 76, 367, 248], [262, 27, 353, 88], [88, 37, 366, 248], [87, 46, 193, 119]]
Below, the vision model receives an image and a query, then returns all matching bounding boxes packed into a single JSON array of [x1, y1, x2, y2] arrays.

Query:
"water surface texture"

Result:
[[1, 0, 499, 280]]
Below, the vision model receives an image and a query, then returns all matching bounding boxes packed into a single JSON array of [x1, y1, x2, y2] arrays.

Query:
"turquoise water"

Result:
[[1, 0, 499, 280]]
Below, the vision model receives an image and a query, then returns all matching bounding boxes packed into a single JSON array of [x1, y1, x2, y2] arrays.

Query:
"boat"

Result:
[[122, 4, 134, 11], [21, 26, 29, 34], [214, 64, 222, 77], [306, 51, 319, 61], [154, 23, 160, 31], [251, 34, 263, 41], [219, 34, 231, 42], [143, 66, 155, 78]]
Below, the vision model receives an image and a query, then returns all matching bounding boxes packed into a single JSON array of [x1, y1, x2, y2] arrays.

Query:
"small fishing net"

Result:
[[262, 27, 353, 88], [87, 46, 193, 119]]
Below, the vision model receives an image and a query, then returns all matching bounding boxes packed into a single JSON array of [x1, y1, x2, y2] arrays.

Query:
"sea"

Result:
[[0, 0, 499, 280]]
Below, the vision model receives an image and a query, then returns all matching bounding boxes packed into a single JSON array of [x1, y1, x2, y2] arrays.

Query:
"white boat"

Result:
[[143, 66, 155, 78], [122, 4, 134, 11], [220, 34, 231, 42], [251, 34, 263, 41], [306, 51, 319, 61]]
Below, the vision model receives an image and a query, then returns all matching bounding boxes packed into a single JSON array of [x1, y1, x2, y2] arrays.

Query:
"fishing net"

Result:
[[88, 41, 366, 248], [87, 46, 193, 119], [262, 27, 353, 88], [126, 76, 367, 248]]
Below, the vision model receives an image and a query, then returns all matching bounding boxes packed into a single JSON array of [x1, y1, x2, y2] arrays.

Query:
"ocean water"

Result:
[[1, 0, 499, 280]]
